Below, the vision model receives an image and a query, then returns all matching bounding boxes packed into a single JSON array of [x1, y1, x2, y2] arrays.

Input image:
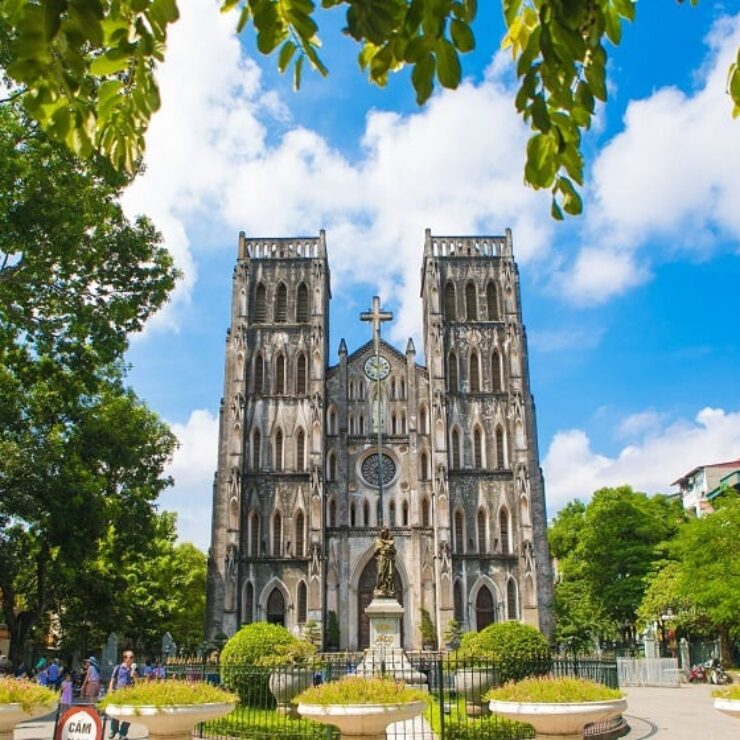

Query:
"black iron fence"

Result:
[[161, 652, 620, 740]]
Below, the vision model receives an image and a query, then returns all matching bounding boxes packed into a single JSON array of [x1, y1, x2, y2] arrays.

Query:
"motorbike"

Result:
[[688, 662, 707, 683], [707, 658, 732, 685]]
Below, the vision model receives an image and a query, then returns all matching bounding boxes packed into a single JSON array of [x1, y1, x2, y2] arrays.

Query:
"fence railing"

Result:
[[160, 652, 619, 740], [617, 657, 681, 687]]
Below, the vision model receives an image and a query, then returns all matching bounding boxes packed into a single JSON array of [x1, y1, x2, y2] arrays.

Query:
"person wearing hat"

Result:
[[80, 656, 101, 702]]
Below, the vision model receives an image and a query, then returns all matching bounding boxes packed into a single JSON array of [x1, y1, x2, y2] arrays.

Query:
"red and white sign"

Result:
[[55, 706, 103, 740]]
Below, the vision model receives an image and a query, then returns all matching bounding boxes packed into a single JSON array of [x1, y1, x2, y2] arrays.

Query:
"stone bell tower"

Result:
[[206, 232, 330, 638]]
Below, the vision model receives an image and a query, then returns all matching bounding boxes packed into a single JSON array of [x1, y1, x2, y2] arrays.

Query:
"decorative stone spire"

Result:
[[406, 338, 416, 356], [338, 338, 347, 357]]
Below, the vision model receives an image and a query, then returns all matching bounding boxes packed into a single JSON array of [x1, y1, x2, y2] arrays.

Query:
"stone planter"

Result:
[[0, 703, 57, 740], [269, 668, 315, 715], [714, 697, 740, 720], [297, 701, 426, 740], [455, 667, 497, 716], [104, 702, 235, 740], [488, 697, 627, 739]]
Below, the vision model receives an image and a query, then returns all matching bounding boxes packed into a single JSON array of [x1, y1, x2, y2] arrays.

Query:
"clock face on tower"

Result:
[[361, 453, 397, 487], [364, 355, 390, 381]]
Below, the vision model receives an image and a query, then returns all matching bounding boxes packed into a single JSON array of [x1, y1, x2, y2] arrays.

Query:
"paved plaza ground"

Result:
[[14, 683, 738, 740]]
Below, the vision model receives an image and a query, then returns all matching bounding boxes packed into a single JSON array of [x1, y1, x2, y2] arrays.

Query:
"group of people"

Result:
[[0, 648, 167, 739]]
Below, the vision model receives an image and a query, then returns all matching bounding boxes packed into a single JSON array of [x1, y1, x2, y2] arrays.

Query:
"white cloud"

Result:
[[158, 409, 219, 550], [543, 406, 740, 512], [555, 14, 740, 304], [122, 0, 554, 341], [529, 325, 606, 353], [616, 409, 666, 439]]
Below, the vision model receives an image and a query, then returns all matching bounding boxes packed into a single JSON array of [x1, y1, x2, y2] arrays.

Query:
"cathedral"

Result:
[[206, 229, 554, 649]]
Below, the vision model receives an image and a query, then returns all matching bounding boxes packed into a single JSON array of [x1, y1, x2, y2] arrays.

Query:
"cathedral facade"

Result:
[[206, 229, 554, 649]]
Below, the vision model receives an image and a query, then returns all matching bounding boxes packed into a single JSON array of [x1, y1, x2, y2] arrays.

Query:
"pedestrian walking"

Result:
[[80, 657, 101, 702], [60, 673, 74, 712], [108, 651, 137, 740]]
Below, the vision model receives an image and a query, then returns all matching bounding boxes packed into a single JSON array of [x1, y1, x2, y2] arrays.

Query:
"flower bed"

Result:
[[0, 679, 57, 712], [98, 679, 238, 709]]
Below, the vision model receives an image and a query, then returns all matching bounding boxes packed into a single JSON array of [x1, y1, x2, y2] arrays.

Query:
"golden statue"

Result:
[[374, 526, 396, 597]]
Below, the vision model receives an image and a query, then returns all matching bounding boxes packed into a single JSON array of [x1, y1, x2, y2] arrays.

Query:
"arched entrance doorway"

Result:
[[357, 559, 403, 649], [475, 585, 495, 631], [266, 587, 286, 626]]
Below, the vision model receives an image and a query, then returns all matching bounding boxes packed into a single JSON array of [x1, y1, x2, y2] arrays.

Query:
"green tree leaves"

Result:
[[2, 1, 739, 214]]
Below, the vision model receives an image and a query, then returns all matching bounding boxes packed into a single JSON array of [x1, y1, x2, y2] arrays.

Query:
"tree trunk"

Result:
[[718, 624, 734, 667]]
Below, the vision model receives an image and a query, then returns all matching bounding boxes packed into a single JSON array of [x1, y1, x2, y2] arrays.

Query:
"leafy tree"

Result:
[[549, 487, 685, 647], [670, 495, 740, 665], [0, 102, 179, 664], [2, 1, 738, 216], [637, 561, 711, 651]]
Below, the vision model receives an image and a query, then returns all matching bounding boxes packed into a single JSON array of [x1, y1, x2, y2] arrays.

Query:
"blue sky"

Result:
[[122, 1, 740, 550]]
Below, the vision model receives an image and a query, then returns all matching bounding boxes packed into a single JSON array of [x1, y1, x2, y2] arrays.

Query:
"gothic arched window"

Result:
[[453, 580, 464, 622], [296, 283, 309, 322], [445, 282, 456, 320], [390, 377, 396, 400], [487, 281, 499, 320], [476, 585, 495, 631], [328, 497, 336, 527], [454, 510, 464, 554], [402, 500, 409, 526], [451, 427, 461, 470], [275, 283, 287, 322], [507, 579, 518, 620], [420, 451, 429, 481], [249, 512, 259, 557], [254, 354, 264, 394], [491, 350, 502, 391], [274, 428, 283, 472], [363, 500, 370, 526], [500, 507, 511, 555], [252, 429, 261, 470], [266, 587, 285, 625], [473, 426, 483, 468], [255, 283, 267, 322], [465, 283, 477, 320], [275, 354, 286, 394], [496, 426, 506, 470], [477, 508, 487, 553], [389, 500, 396, 526], [297, 582, 307, 624], [448, 352, 458, 392], [328, 406, 337, 435], [470, 351, 480, 392], [295, 511, 305, 557], [350, 502, 356, 528], [296, 353, 307, 395], [327, 451, 336, 481], [400, 411, 406, 434], [391, 413, 397, 435], [272, 512, 282, 556], [422, 497, 431, 527], [400, 377, 406, 399], [244, 582, 254, 624], [419, 405, 427, 434], [296, 428, 305, 471]]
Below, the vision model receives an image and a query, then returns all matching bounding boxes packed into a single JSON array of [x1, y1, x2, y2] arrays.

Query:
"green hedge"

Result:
[[458, 622, 551, 684], [220, 624, 310, 706], [445, 714, 535, 740]]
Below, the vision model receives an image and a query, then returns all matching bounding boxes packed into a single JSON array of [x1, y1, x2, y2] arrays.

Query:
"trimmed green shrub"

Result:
[[445, 713, 535, 740], [221, 624, 314, 706], [486, 676, 623, 703], [99, 679, 238, 709], [205, 706, 339, 740], [0, 678, 57, 712], [458, 622, 551, 683], [295, 676, 428, 706]]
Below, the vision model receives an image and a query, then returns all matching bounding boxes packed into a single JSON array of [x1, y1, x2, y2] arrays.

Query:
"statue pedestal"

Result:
[[356, 597, 426, 686]]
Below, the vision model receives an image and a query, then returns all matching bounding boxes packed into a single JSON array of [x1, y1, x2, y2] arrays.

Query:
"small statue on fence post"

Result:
[[374, 526, 396, 597]]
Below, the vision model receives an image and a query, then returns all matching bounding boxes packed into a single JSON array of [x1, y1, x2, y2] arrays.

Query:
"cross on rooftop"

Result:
[[360, 296, 393, 347]]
